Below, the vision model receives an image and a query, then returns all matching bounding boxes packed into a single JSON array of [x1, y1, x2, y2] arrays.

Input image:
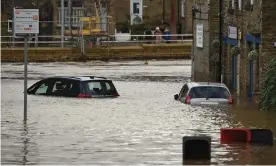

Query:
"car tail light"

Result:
[[228, 96, 233, 104], [113, 92, 120, 97], [185, 95, 191, 104], [77, 94, 91, 98]]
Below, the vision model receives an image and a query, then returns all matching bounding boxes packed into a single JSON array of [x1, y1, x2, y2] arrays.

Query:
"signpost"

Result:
[[13, 8, 39, 121]]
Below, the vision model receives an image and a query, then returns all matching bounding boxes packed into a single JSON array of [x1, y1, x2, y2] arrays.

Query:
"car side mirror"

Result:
[[174, 94, 179, 100]]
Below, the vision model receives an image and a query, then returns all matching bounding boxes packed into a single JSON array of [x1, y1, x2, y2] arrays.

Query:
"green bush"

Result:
[[260, 58, 276, 111]]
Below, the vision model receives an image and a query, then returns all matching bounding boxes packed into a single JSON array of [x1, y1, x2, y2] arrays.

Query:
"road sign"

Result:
[[13, 8, 39, 121], [13, 8, 39, 35]]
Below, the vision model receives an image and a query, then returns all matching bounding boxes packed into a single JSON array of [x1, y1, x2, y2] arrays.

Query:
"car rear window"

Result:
[[83, 80, 117, 95], [189, 86, 230, 99]]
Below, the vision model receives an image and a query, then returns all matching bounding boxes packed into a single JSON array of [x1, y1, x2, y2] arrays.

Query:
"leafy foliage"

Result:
[[260, 58, 276, 111], [211, 39, 220, 49], [248, 50, 258, 60], [230, 46, 241, 56]]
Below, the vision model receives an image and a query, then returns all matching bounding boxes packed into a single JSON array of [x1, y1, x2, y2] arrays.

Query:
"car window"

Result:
[[86, 81, 103, 95], [84, 81, 116, 95], [181, 84, 189, 97], [50, 79, 80, 96], [189, 86, 230, 99], [35, 82, 49, 95], [105, 82, 111, 90], [51, 80, 66, 93]]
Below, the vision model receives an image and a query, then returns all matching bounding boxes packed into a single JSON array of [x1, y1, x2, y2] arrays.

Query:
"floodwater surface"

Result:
[[1, 60, 276, 165]]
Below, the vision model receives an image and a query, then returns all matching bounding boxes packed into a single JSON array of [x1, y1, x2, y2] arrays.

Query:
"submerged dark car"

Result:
[[27, 76, 120, 98]]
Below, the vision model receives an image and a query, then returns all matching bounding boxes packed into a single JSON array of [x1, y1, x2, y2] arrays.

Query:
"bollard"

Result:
[[220, 128, 251, 143], [250, 129, 273, 145], [182, 136, 211, 162]]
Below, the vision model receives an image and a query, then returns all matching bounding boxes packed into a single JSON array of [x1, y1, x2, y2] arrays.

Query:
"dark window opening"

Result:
[[133, 3, 140, 14]]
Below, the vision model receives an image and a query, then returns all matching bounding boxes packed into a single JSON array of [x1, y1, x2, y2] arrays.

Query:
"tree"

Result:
[[260, 58, 276, 111]]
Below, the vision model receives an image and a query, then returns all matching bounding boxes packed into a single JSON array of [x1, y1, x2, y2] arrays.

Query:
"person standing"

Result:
[[164, 27, 171, 43], [144, 26, 153, 44], [154, 27, 162, 44]]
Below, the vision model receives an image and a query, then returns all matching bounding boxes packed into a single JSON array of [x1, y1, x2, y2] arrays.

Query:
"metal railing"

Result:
[[0, 34, 193, 48]]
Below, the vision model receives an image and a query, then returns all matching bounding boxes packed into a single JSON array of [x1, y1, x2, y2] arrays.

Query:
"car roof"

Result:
[[186, 82, 228, 89], [47, 76, 111, 81]]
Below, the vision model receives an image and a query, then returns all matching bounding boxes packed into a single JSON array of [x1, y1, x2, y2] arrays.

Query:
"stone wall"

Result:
[[260, 0, 276, 89], [221, 0, 264, 96], [192, 0, 210, 82], [1, 43, 192, 62]]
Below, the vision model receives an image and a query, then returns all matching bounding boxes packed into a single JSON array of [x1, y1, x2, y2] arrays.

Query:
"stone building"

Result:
[[111, 0, 194, 34], [192, 0, 276, 97]]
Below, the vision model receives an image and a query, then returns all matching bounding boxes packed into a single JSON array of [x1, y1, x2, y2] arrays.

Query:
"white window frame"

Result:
[[181, 0, 185, 17], [232, 0, 235, 9], [238, 0, 242, 10]]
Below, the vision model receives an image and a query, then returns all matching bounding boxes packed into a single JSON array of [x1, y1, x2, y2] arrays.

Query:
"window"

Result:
[[180, 84, 189, 97], [189, 86, 230, 99], [84, 81, 117, 95], [229, 0, 234, 9], [133, 3, 140, 14], [181, 0, 186, 17], [234, 0, 239, 10], [238, 0, 242, 10], [50, 79, 80, 96], [35, 82, 49, 95], [86, 81, 103, 95], [58, 7, 84, 26]]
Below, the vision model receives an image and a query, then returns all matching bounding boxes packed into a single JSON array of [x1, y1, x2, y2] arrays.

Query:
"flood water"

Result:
[[1, 60, 276, 165]]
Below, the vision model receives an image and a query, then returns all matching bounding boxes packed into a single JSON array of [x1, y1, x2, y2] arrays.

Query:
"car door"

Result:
[[179, 84, 189, 103]]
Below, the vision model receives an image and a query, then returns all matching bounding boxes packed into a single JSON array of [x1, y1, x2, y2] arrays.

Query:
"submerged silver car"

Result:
[[174, 82, 233, 105]]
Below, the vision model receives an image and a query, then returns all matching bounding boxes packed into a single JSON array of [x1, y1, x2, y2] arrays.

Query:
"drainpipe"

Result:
[[162, 0, 165, 23], [61, 0, 64, 48], [237, 30, 241, 97], [219, 0, 223, 83], [68, 0, 72, 38], [170, 0, 177, 41]]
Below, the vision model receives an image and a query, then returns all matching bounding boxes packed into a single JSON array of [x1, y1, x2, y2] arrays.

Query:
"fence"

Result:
[[1, 34, 193, 48]]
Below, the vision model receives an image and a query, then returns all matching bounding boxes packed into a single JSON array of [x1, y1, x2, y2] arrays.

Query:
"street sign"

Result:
[[13, 8, 39, 121], [13, 8, 39, 35], [196, 24, 203, 48]]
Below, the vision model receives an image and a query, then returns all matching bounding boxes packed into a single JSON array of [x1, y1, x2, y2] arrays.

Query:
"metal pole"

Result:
[[162, 0, 165, 23], [61, 0, 64, 48], [219, 0, 223, 82], [68, 0, 72, 37], [24, 36, 28, 121], [170, 0, 177, 41]]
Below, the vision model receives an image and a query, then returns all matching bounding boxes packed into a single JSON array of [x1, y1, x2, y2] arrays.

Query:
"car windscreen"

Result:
[[189, 86, 230, 99], [83, 80, 117, 95]]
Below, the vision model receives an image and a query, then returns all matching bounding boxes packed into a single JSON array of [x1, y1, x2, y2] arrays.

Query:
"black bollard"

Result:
[[182, 136, 211, 163], [250, 129, 273, 145]]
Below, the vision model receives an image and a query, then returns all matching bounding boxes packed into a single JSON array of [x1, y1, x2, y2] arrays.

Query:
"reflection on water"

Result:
[[1, 60, 276, 165]]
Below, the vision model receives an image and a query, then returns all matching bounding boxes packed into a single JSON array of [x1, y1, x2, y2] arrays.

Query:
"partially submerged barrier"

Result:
[[182, 128, 274, 164], [220, 128, 251, 143], [182, 136, 211, 162], [220, 128, 273, 145]]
